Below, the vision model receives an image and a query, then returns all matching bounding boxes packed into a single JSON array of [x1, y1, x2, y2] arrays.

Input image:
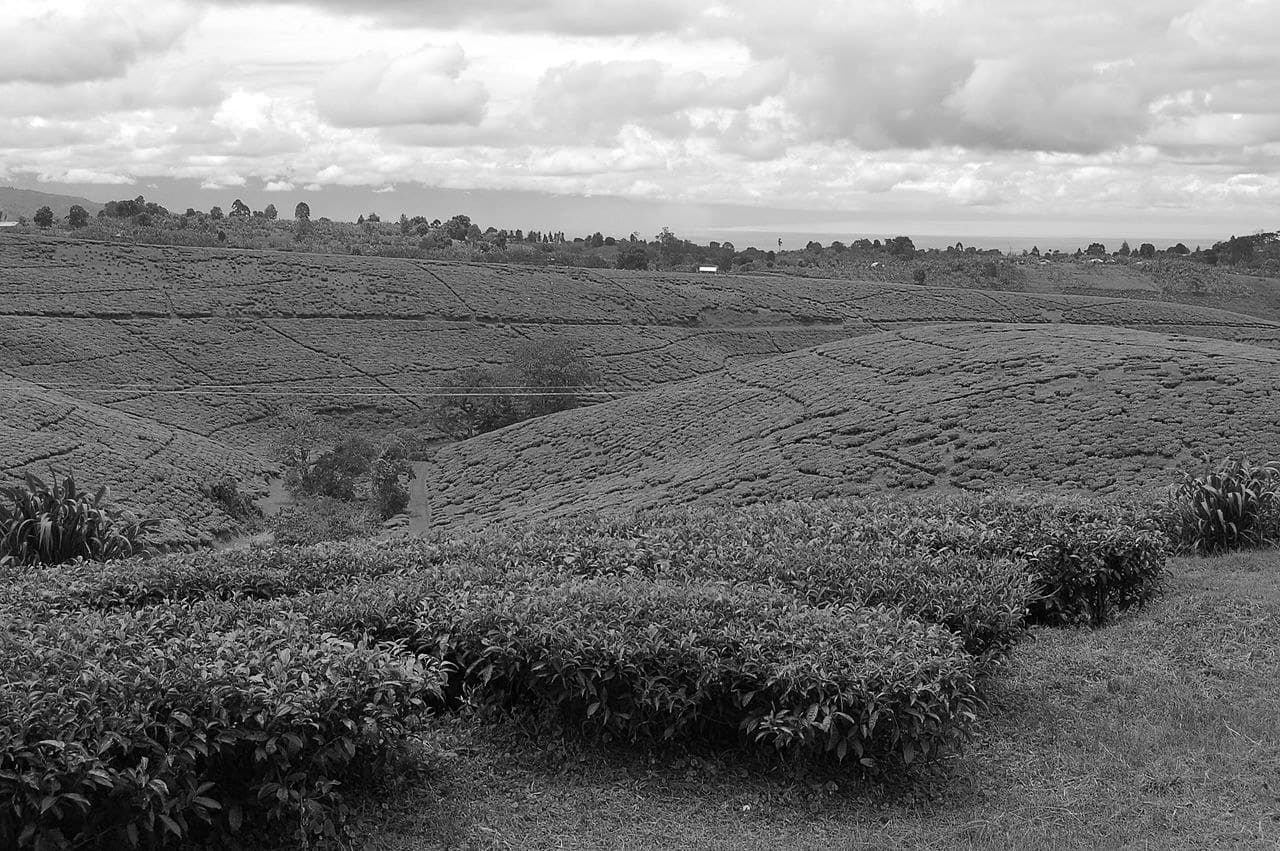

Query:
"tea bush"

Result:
[[1163, 457, 1280, 554], [246, 573, 980, 772], [864, 493, 1169, 626], [421, 578, 980, 771], [0, 606, 441, 850]]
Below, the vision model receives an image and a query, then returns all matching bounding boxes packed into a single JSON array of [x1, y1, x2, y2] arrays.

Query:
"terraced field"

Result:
[[4, 232, 1280, 539], [420, 323, 1280, 529]]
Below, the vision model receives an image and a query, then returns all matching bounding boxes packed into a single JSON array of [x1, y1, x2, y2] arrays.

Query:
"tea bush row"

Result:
[[230, 573, 982, 772], [0, 605, 440, 850]]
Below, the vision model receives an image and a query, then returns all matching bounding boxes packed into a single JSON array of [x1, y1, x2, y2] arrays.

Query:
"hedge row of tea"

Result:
[[2, 492, 1168, 848]]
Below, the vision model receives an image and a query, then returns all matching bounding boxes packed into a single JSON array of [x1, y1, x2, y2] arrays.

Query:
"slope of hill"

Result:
[[5, 232, 1280, 540], [0, 187, 104, 222], [419, 323, 1280, 530], [0, 374, 272, 546], [3, 232, 1279, 443]]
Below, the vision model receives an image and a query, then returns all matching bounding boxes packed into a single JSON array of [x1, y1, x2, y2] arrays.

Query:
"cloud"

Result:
[[194, 0, 701, 36], [315, 45, 489, 128], [0, 2, 199, 84], [531, 59, 787, 142]]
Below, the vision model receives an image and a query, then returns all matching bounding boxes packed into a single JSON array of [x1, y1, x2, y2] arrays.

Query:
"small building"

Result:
[[0, 222, 17, 229], [697, 265, 718, 273]]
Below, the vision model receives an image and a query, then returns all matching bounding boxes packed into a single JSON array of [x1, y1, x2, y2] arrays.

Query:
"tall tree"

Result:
[[67, 205, 89, 228], [32, 206, 53, 228]]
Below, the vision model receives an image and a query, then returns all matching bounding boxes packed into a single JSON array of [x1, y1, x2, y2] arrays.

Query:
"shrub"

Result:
[[0, 472, 158, 568], [420, 578, 979, 772], [269, 496, 376, 546], [0, 606, 441, 850], [201, 476, 263, 524], [834, 493, 1169, 626], [370, 440, 415, 520], [1163, 456, 1280, 554], [501, 508, 1031, 661]]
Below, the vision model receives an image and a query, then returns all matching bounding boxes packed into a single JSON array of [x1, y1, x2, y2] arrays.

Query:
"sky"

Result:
[[1, 0, 1278, 248]]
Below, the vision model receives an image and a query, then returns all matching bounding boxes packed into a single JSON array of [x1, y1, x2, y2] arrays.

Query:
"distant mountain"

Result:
[[0, 187, 104, 222]]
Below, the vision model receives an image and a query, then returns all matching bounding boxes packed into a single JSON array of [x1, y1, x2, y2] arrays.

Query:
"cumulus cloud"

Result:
[[0, 2, 198, 84], [3, 0, 1279, 234], [315, 45, 489, 128], [532, 59, 787, 141]]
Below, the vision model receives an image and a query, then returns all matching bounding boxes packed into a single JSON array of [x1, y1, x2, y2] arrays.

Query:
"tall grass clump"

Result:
[[0, 472, 158, 568], [1163, 456, 1280, 554]]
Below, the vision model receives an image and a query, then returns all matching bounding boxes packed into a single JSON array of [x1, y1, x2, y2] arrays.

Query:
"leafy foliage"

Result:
[[0, 606, 440, 849], [428, 367, 518, 439], [0, 472, 158, 568], [512, 339, 597, 417], [1163, 456, 1280, 554], [424, 578, 979, 771]]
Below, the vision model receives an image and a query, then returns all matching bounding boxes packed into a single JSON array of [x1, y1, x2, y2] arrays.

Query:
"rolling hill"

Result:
[[419, 323, 1280, 530], [0, 187, 103, 222], [4, 232, 1280, 541]]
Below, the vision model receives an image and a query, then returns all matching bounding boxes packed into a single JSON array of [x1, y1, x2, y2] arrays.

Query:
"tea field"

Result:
[[421, 323, 1280, 530], [4, 231, 1280, 541], [0, 374, 272, 546]]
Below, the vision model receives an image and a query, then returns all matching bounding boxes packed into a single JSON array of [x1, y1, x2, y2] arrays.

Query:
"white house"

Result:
[[698, 265, 718, 273]]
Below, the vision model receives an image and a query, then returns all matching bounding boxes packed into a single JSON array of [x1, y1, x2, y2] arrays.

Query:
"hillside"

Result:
[[420, 323, 1280, 529], [4, 232, 1280, 539], [0, 187, 103, 222], [0, 375, 271, 545]]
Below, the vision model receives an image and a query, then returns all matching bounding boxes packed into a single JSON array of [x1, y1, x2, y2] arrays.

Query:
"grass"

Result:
[[352, 551, 1280, 849]]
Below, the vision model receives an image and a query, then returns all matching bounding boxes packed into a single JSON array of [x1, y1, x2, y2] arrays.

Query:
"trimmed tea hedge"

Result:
[[0, 606, 441, 850], [240, 574, 979, 772]]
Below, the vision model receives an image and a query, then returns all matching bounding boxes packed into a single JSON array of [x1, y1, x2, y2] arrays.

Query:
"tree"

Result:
[[429, 368, 517, 440], [1170, 242, 1190, 255], [886, 235, 916, 257], [616, 243, 649, 270], [33, 206, 53, 228], [1138, 243, 1156, 259], [209, 206, 224, 220], [263, 203, 278, 220], [294, 201, 311, 239], [230, 199, 251, 218], [370, 439, 415, 519], [67, 205, 89, 228], [1118, 241, 1131, 257], [1085, 242, 1107, 256], [512, 339, 596, 417], [444, 214, 472, 241], [301, 437, 378, 500]]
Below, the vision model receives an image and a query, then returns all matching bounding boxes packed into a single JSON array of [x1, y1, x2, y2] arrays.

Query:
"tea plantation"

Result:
[[2, 491, 1173, 848], [4, 234, 1280, 544]]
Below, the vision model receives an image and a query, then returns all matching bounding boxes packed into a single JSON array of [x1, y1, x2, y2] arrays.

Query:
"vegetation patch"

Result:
[[0, 605, 440, 849]]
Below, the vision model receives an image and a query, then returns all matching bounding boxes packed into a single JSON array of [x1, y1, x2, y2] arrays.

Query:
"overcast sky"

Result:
[[2, 0, 1277, 246]]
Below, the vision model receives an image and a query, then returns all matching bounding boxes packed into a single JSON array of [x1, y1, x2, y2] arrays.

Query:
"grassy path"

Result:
[[355, 552, 1280, 850]]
